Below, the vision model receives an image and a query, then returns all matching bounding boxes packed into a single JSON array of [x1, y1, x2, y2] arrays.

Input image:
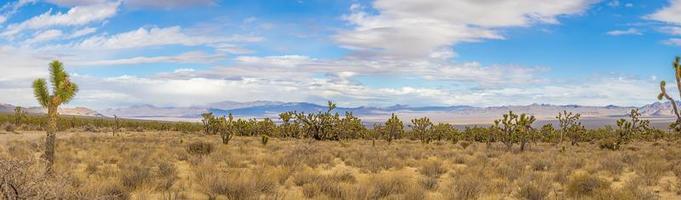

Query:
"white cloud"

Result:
[[606, 28, 642, 36], [46, 0, 215, 9], [646, 0, 681, 25], [74, 26, 262, 50], [664, 38, 681, 46], [659, 26, 681, 35], [2, 2, 118, 37], [336, 0, 597, 58], [0, 0, 36, 24], [68, 26, 97, 38], [123, 0, 215, 9], [26, 29, 63, 43], [70, 51, 225, 65]]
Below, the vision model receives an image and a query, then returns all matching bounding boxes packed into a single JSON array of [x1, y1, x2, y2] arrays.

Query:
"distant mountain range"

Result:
[[2, 100, 680, 124], [98, 100, 681, 124], [0, 103, 104, 117]]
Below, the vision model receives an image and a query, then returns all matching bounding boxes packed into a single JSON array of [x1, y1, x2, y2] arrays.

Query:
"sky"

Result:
[[1, 0, 681, 109]]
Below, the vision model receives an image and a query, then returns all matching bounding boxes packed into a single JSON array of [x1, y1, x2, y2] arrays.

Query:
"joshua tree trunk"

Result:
[[45, 105, 58, 174]]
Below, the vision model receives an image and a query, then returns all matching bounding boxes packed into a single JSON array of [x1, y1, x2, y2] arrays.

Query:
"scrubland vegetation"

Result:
[[2, 59, 681, 199], [2, 131, 681, 199]]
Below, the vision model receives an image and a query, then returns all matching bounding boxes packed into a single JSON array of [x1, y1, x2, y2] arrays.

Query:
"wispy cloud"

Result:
[[2, 2, 118, 37], [606, 28, 642, 36]]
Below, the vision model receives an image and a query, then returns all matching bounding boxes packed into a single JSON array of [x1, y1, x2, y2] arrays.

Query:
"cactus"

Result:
[[658, 56, 681, 132], [384, 113, 404, 143], [411, 117, 433, 143], [32, 60, 79, 173]]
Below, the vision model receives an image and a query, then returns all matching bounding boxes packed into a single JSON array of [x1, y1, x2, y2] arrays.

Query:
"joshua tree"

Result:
[[493, 111, 536, 151], [14, 106, 26, 127], [384, 113, 404, 143], [296, 101, 338, 140], [557, 111, 583, 145], [612, 109, 650, 150], [32, 60, 79, 174], [658, 56, 681, 132], [411, 117, 433, 143]]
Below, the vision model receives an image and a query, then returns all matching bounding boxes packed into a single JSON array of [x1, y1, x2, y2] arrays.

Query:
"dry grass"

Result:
[[0, 131, 680, 199]]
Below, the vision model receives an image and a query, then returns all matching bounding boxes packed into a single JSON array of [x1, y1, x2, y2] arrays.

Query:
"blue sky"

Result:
[[2, 0, 681, 109]]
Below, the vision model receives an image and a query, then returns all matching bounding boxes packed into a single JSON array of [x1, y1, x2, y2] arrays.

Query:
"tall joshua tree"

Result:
[[658, 56, 681, 132], [33, 60, 79, 174]]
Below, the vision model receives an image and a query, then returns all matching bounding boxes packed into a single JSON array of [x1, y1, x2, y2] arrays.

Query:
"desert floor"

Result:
[[1, 131, 680, 200]]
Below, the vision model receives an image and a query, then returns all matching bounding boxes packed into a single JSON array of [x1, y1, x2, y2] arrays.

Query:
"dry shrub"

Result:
[[447, 174, 484, 200], [369, 174, 409, 199], [292, 168, 356, 198], [420, 177, 438, 190], [516, 181, 549, 200], [195, 166, 277, 200], [419, 159, 447, 178], [635, 157, 669, 186], [599, 156, 624, 175], [156, 161, 177, 190], [302, 183, 320, 198], [119, 165, 152, 190], [531, 159, 551, 171], [593, 177, 658, 200], [186, 141, 213, 156], [565, 172, 610, 198], [0, 158, 72, 199], [85, 162, 98, 175]]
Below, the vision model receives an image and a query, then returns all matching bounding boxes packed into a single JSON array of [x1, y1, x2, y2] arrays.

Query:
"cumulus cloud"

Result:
[[336, 0, 597, 58]]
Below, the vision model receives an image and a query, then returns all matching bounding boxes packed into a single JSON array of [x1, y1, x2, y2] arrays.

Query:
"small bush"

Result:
[[599, 157, 624, 175], [370, 174, 409, 199], [449, 174, 484, 200], [636, 158, 668, 186], [3, 123, 16, 132], [419, 160, 447, 178], [119, 165, 152, 189], [420, 177, 438, 190], [566, 172, 610, 198], [516, 182, 549, 200], [186, 141, 213, 156], [531, 159, 551, 171]]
